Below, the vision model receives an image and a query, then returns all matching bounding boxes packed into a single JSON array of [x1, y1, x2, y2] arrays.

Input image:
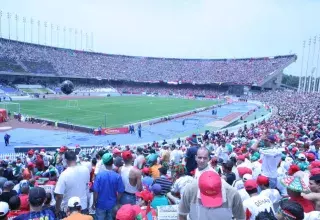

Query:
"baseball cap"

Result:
[[198, 171, 223, 208], [297, 153, 306, 160], [59, 146, 68, 153], [3, 181, 14, 189], [244, 179, 258, 191], [236, 155, 246, 161], [67, 197, 81, 208], [310, 161, 320, 169], [142, 167, 150, 175], [151, 184, 162, 195], [102, 153, 113, 164], [116, 204, 139, 220], [310, 168, 320, 176], [243, 174, 253, 181], [122, 151, 133, 160], [257, 175, 269, 186], [0, 202, 9, 217], [29, 187, 46, 205], [237, 167, 252, 177], [136, 190, 153, 202], [112, 148, 122, 155]]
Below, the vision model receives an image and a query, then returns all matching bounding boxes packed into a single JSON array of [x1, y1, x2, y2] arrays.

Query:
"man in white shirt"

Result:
[[257, 175, 281, 205], [55, 150, 90, 216], [194, 147, 214, 179], [243, 179, 276, 220], [133, 147, 145, 169], [170, 145, 183, 165]]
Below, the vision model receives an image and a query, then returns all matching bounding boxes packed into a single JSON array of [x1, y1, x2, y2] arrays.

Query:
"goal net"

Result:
[[0, 102, 20, 114], [66, 100, 79, 109]]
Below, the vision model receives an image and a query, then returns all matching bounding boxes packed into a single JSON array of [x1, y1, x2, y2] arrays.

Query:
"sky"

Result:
[[1, 0, 320, 76]]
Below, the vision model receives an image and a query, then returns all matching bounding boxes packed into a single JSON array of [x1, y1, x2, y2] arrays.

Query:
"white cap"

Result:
[[298, 153, 306, 160], [243, 174, 253, 181], [67, 197, 81, 208], [0, 202, 9, 216]]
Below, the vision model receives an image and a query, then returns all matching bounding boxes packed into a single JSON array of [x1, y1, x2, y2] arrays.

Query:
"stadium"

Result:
[[0, 1, 320, 220]]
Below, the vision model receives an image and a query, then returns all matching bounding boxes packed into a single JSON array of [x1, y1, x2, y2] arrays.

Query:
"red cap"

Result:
[[310, 168, 320, 176], [142, 167, 150, 175], [40, 149, 45, 152], [237, 155, 246, 161], [112, 148, 122, 155], [122, 151, 133, 160], [257, 175, 269, 186], [310, 161, 320, 169], [237, 167, 252, 177], [307, 153, 315, 162], [59, 146, 68, 153], [244, 179, 258, 191], [199, 171, 223, 208], [136, 190, 153, 202], [116, 204, 138, 220], [288, 164, 300, 176]]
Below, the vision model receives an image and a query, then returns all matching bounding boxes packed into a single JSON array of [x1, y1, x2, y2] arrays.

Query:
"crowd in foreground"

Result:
[[0, 90, 320, 220], [0, 38, 295, 85]]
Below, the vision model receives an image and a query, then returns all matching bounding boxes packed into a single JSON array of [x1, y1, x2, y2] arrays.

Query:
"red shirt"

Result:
[[290, 196, 315, 213], [19, 194, 29, 211]]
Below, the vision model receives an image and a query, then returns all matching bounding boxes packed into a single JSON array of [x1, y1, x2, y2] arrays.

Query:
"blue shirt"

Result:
[[93, 169, 125, 210], [13, 209, 55, 220]]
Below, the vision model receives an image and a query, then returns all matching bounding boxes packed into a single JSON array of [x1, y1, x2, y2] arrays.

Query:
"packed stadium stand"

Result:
[[0, 38, 296, 86]]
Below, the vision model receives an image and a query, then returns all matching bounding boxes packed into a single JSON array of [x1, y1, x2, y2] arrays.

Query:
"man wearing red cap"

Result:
[[179, 171, 245, 220], [194, 148, 214, 180], [257, 175, 281, 205], [243, 179, 276, 220], [119, 151, 142, 205]]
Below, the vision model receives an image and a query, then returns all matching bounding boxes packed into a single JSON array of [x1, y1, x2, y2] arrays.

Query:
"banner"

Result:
[[102, 127, 129, 135], [157, 205, 178, 220]]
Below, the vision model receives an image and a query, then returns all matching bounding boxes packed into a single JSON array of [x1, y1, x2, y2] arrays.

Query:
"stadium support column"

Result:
[[63, 27, 66, 47], [298, 41, 306, 93], [44, 21, 47, 45], [304, 38, 312, 92], [30, 18, 34, 43], [69, 28, 72, 49], [23, 17, 26, 42], [91, 32, 94, 51], [80, 30, 83, 50], [37, 20, 40, 44], [56, 25, 60, 47], [7, 12, 11, 40], [85, 32, 88, 51], [50, 23, 53, 46], [75, 29, 77, 49], [308, 36, 317, 93], [15, 14, 18, 40]]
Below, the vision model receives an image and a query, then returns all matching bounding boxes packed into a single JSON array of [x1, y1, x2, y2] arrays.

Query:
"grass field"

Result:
[[2, 96, 219, 128]]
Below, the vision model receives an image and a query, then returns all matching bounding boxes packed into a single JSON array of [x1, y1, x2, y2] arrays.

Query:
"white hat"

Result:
[[67, 197, 81, 208], [298, 153, 306, 160], [0, 202, 9, 216], [243, 174, 253, 181]]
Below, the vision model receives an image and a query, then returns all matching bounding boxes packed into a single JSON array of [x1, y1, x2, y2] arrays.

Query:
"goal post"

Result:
[[0, 102, 21, 114], [66, 100, 79, 109]]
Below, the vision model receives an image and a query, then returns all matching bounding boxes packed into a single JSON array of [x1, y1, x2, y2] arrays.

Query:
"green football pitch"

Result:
[[4, 96, 219, 128]]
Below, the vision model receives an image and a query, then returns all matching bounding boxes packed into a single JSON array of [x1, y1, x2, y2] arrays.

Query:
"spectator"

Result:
[[150, 184, 169, 209], [0, 202, 9, 220], [14, 187, 55, 219], [54, 151, 90, 216], [0, 181, 17, 203], [92, 153, 124, 220], [63, 197, 93, 220]]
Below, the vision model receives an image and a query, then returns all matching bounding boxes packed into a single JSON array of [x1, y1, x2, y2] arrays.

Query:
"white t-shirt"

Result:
[[172, 175, 194, 195], [39, 184, 56, 206], [54, 165, 90, 210], [133, 155, 145, 169], [243, 195, 275, 220], [238, 188, 250, 202], [194, 165, 215, 180], [232, 179, 244, 190], [259, 189, 281, 204], [260, 148, 282, 178], [304, 211, 320, 220], [81, 161, 92, 172], [94, 159, 106, 175], [170, 150, 183, 164]]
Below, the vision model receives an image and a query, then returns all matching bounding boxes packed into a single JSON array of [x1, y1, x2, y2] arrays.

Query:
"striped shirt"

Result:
[[154, 176, 173, 195]]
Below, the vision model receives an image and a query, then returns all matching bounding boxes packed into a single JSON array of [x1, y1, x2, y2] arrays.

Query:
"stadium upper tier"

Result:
[[0, 38, 296, 85]]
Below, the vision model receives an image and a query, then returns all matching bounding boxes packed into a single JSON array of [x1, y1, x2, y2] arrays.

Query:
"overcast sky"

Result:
[[1, 0, 320, 76]]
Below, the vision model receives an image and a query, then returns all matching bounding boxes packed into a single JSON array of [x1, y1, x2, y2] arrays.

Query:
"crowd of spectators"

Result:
[[0, 38, 296, 85], [0, 89, 320, 220]]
